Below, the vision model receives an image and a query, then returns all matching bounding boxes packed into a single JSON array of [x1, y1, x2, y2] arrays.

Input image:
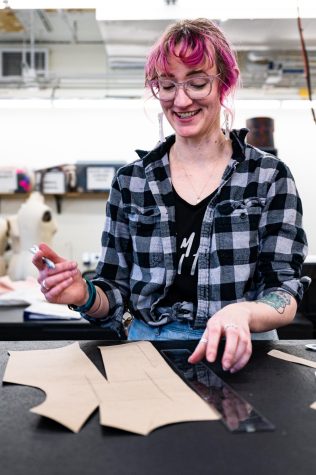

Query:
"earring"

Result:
[[224, 109, 230, 141], [158, 112, 165, 143]]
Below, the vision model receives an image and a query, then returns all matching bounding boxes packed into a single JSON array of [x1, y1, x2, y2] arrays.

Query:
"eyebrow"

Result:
[[160, 69, 209, 79]]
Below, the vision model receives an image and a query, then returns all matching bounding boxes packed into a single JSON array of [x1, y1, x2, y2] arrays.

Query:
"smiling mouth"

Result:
[[174, 110, 200, 119]]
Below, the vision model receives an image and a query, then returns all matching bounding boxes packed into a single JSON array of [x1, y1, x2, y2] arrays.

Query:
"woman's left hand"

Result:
[[188, 304, 252, 373]]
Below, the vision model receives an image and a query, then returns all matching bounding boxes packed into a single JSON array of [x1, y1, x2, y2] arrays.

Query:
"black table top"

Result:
[[0, 339, 316, 475], [1, 306, 313, 342], [0, 306, 121, 340]]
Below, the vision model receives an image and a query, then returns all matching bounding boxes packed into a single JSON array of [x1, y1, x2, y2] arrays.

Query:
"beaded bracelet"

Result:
[[68, 278, 96, 313]]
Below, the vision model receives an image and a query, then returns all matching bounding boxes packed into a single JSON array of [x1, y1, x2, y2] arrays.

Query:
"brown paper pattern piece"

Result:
[[91, 341, 220, 435], [3, 342, 106, 433], [3, 341, 220, 435], [268, 349, 316, 369]]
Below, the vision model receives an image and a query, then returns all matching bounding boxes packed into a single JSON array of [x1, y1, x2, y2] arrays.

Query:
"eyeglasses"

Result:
[[147, 74, 220, 102]]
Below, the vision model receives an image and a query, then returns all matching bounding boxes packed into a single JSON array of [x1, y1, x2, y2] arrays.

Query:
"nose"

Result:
[[173, 85, 193, 107]]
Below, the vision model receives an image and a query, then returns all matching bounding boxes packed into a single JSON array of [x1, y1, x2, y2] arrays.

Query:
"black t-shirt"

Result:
[[161, 188, 215, 306]]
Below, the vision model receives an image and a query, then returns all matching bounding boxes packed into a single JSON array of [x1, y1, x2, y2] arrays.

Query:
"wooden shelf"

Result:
[[0, 192, 109, 213], [0, 192, 109, 198]]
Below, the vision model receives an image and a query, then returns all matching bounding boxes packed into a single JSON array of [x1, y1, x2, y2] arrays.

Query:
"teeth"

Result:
[[176, 111, 197, 118]]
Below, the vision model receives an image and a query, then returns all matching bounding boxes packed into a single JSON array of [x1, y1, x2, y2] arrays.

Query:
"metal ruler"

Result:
[[161, 349, 275, 433]]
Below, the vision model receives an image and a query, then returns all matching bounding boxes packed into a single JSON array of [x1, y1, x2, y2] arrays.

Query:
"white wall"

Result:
[[234, 106, 316, 256], [0, 100, 315, 268], [49, 44, 107, 75], [0, 100, 162, 168]]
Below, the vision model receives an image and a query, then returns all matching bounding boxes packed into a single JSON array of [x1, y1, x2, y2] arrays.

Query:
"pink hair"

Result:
[[145, 18, 240, 106]]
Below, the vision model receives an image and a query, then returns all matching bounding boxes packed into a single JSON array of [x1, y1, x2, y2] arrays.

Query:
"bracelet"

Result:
[[68, 278, 96, 313], [88, 288, 103, 315]]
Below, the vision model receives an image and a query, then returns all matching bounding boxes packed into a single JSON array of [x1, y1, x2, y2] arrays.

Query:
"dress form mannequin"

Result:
[[0, 217, 9, 276], [7, 215, 20, 255], [7, 192, 57, 280]]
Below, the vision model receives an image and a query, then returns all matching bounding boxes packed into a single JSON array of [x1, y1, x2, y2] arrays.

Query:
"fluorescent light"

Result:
[[0, 98, 314, 111], [96, 0, 316, 21], [2, 0, 315, 19]]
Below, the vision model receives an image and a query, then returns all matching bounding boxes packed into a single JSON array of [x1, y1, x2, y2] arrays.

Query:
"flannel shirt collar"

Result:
[[135, 128, 249, 166]]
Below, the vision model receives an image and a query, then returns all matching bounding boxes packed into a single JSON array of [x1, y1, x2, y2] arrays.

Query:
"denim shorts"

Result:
[[127, 317, 278, 341]]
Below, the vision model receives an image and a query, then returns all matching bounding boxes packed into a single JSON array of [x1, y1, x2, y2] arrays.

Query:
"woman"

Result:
[[33, 18, 308, 373]]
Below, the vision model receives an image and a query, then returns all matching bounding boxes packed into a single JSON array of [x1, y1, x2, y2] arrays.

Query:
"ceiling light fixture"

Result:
[[0, 98, 315, 110], [1, 0, 315, 20], [96, 0, 316, 21]]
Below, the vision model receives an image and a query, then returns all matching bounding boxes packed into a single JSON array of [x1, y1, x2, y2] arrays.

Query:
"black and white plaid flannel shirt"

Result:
[[85, 128, 308, 331]]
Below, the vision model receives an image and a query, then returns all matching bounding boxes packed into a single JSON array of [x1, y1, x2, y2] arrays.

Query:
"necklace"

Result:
[[180, 162, 213, 203], [173, 149, 226, 204], [171, 139, 230, 204]]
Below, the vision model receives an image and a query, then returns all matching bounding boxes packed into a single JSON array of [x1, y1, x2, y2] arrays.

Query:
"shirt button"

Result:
[[240, 212, 247, 219]]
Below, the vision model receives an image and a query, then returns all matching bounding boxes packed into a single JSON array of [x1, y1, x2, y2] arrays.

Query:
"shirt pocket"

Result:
[[125, 206, 163, 267], [126, 206, 161, 237], [213, 198, 266, 264]]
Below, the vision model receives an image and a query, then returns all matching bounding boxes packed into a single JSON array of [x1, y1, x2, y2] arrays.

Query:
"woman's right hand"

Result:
[[32, 242, 88, 306]]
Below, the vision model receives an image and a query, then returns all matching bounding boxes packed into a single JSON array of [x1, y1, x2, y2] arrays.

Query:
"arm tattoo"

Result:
[[256, 291, 291, 314]]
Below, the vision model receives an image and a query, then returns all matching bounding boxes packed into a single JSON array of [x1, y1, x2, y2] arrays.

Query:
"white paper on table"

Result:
[[24, 301, 81, 320], [0, 287, 43, 306]]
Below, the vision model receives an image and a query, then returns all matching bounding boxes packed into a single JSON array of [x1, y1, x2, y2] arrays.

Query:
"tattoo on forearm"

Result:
[[256, 291, 291, 314]]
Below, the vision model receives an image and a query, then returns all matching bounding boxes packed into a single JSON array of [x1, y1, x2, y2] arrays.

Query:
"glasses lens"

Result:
[[150, 76, 215, 101], [155, 79, 176, 101], [185, 77, 212, 99]]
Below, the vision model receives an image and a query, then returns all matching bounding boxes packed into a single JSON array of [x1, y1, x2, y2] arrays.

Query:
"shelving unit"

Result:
[[0, 192, 109, 213]]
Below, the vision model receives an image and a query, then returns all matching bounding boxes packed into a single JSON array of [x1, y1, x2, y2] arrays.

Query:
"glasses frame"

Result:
[[147, 74, 221, 102]]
